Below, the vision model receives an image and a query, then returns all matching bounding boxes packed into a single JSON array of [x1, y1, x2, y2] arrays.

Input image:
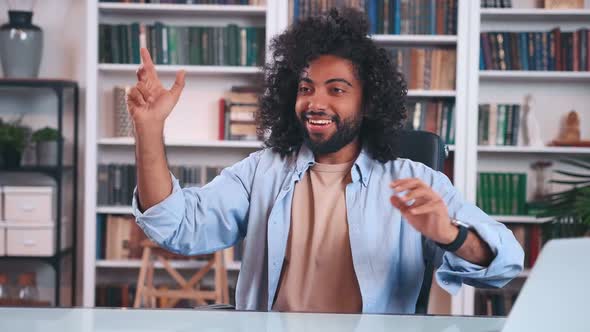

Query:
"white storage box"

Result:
[[5, 222, 69, 256], [3, 186, 54, 223], [0, 224, 5, 256]]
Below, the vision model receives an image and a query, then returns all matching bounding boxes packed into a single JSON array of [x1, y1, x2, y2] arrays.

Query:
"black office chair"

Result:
[[398, 130, 448, 314], [198, 130, 449, 312]]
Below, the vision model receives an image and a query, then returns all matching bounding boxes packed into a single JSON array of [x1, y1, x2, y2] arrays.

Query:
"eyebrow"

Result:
[[300, 77, 353, 87]]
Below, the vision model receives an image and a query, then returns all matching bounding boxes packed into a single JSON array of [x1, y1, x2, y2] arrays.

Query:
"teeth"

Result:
[[308, 119, 332, 125]]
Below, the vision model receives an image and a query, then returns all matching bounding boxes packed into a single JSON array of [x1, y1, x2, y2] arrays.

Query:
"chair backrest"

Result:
[[397, 130, 447, 314], [398, 130, 446, 172]]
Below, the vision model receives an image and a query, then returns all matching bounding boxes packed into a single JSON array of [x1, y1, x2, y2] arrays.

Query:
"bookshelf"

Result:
[[98, 137, 264, 148], [479, 70, 590, 81], [492, 215, 551, 224], [98, 3, 267, 16], [83, 0, 474, 315], [464, 0, 590, 316], [83, 0, 279, 307], [371, 34, 458, 45], [98, 63, 263, 75], [477, 146, 590, 154], [480, 8, 590, 20], [96, 259, 241, 271]]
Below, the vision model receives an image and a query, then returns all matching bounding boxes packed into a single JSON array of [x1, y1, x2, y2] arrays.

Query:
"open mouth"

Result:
[[305, 117, 335, 133]]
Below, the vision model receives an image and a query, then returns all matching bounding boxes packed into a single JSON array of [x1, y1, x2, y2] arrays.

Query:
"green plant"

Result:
[[31, 126, 61, 142], [534, 158, 590, 240], [0, 118, 30, 153]]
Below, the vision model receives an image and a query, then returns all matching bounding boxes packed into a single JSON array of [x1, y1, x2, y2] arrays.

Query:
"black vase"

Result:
[[1, 146, 23, 168], [0, 11, 43, 78]]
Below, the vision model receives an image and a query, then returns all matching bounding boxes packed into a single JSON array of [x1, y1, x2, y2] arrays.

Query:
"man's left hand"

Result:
[[390, 178, 458, 244]]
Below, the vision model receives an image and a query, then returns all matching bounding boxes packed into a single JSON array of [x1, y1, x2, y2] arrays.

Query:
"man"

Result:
[[128, 8, 523, 314]]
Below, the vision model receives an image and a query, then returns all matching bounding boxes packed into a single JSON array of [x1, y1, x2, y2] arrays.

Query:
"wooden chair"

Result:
[[133, 239, 229, 308]]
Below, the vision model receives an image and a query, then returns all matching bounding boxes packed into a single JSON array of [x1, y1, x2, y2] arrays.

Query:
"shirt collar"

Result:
[[294, 143, 374, 187]]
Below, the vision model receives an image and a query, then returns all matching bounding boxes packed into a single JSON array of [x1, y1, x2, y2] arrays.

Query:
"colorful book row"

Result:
[[478, 103, 521, 146], [99, 23, 265, 66], [480, 29, 590, 71]]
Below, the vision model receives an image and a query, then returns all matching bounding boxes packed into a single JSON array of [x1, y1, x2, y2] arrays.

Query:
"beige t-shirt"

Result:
[[272, 161, 363, 313]]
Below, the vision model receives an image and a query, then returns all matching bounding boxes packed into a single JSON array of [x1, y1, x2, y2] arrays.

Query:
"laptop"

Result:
[[500, 237, 590, 332]]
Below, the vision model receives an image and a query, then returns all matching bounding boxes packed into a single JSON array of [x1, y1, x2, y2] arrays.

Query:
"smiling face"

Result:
[[295, 55, 364, 156]]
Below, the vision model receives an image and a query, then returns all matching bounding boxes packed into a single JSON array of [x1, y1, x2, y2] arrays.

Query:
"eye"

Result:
[[332, 87, 346, 94], [298, 86, 311, 94]]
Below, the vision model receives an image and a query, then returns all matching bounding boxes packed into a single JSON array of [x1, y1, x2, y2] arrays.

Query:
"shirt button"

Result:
[[283, 186, 290, 191], [443, 280, 450, 285]]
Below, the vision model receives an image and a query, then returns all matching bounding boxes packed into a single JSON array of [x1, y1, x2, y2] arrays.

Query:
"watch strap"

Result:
[[436, 224, 468, 252]]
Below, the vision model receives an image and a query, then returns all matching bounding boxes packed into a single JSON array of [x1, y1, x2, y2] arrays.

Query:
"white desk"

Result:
[[0, 307, 505, 332]]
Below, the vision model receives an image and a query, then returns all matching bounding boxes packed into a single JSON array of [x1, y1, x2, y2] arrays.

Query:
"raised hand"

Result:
[[126, 47, 186, 128], [390, 178, 458, 244]]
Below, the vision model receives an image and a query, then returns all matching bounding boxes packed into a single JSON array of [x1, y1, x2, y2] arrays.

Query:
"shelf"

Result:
[[492, 215, 552, 224], [98, 3, 266, 16], [96, 259, 241, 271], [0, 165, 75, 175], [0, 79, 78, 88], [477, 145, 590, 154], [480, 8, 590, 21], [99, 64, 262, 75], [97, 206, 133, 215], [371, 34, 457, 46], [407, 90, 456, 98], [0, 248, 74, 261], [99, 137, 264, 149], [480, 70, 590, 82]]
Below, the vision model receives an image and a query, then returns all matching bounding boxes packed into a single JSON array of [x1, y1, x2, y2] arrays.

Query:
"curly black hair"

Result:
[[257, 7, 408, 163]]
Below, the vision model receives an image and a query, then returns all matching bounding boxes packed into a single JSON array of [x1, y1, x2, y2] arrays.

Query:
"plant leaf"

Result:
[[553, 170, 590, 178]]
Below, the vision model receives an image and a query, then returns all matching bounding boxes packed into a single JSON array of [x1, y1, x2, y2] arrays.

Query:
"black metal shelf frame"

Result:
[[0, 79, 79, 306]]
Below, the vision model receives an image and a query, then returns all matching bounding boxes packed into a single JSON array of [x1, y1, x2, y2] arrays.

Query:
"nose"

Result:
[[307, 96, 328, 112]]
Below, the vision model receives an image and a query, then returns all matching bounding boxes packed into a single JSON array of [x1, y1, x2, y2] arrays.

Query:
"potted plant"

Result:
[[31, 126, 61, 166], [532, 158, 590, 241], [0, 118, 30, 168]]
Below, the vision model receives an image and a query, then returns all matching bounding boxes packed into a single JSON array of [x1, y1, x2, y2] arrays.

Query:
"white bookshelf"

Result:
[[98, 64, 262, 75], [84, 0, 281, 307], [98, 2, 267, 16], [83, 0, 477, 315], [96, 259, 241, 271], [480, 8, 590, 20], [96, 206, 134, 215], [407, 90, 456, 98], [99, 137, 264, 149], [477, 146, 590, 154], [492, 215, 551, 224], [480, 70, 590, 81], [463, 0, 590, 316], [371, 34, 458, 45]]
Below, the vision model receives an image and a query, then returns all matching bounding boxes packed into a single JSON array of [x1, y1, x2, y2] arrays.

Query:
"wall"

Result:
[[0, 0, 87, 305]]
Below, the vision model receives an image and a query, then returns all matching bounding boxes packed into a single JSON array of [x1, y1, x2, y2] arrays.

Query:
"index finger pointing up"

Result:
[[140, 47, 154, 67]]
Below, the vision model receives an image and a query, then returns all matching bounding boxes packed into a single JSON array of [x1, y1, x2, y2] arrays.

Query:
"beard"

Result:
[[298, 110, 362, 155]]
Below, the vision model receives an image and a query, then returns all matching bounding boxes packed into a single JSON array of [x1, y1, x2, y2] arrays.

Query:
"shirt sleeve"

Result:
[[429, 169, 525, 295], [132, 150, 262, 256]]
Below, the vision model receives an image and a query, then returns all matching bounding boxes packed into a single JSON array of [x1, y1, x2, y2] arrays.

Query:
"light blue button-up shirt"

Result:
[[132, 145, 524, 314]]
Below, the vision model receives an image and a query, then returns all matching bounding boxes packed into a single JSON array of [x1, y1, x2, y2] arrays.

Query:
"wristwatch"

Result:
[[436, 218, 470, 252]]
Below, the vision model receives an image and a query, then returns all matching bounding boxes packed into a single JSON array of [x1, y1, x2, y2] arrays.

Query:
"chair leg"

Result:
[[214, 251, 229, 304], [146, 263, 155, 308], [134, 246, 151, 308]]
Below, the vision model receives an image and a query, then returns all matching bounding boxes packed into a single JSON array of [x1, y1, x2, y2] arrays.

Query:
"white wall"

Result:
[[0, 0, 87, 306]]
